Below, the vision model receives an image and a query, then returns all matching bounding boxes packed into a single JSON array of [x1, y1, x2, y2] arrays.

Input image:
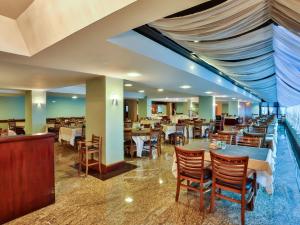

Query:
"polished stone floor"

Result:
[[7, 126, 300, 225]]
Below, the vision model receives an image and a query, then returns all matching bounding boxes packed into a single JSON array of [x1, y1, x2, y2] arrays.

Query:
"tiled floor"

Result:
[[7, 126, 300, 225]]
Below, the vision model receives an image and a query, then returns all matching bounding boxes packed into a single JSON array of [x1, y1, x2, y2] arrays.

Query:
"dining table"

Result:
[[162, 123, 210, 140], [172, 140, 275, 194], [130, 128, 151, 158], [59, 127, 82, 146]]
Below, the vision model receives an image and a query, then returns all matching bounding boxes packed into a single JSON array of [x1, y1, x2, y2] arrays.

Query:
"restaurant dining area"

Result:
[[1, 1, 300, 225]]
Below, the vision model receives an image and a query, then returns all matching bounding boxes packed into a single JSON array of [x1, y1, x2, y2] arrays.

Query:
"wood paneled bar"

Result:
[[0, 133, 55, 224]]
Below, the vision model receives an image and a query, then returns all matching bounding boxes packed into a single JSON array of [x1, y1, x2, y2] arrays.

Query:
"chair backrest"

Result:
[[124, 122, 132, 128], [175, 124, 185, 134], [219, 130, 238, 144], [142, 124, 151, 128], [194, 120, 203, 128], [236, 136, 262, 147], [8, 120, 16, 130], [124, 129, 132, 141], [175, 146, 205, 180], [92, 135, 101, 148], [211, 133, 232, 145], [252, 126, 267, 134], [210, 151, 249, 191]]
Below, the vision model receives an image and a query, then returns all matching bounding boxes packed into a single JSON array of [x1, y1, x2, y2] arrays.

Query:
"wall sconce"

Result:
[[111, 95, 119, 106]]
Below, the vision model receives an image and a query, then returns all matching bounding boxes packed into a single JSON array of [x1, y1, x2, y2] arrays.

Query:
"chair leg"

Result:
[[199, 184, 204, 211], [78, 151, 81, 176], [209, 184, 216, 213], [175, 178, 180, 202], [149, 145, 152, 159], [241, 196, 246, 225], [85, 153, 89, 177]]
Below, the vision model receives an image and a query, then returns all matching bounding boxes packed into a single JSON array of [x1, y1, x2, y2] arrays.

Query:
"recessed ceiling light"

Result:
[[193, 40, 199, 43], [217, 78, 222, 83], [205, 91, 213, 94], [180, 85, 191, 89], [157, 88, 164, 92], [72, 95, 78, 99], [125, 197, 133, 203], [232, 97, 237, 100], [190, 65, 195, 70], [138, 90, 144, 93], [52, 100, 56, 103], [159, 178, 163, 184], [124, 83, 133, 87], [127, 72, 141, 77], [217, 95, 228, 98]]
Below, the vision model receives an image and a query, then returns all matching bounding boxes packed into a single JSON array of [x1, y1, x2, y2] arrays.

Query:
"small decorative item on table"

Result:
[[209, 139, 218, 150]]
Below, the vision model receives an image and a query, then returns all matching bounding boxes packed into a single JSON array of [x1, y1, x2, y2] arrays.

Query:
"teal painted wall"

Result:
[[46, 96, 85, 118], [0, 96, 25, 120]]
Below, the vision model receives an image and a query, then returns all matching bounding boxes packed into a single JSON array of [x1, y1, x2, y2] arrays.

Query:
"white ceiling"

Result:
[[0, 0, 259, 102], [0, 0, 33, 19]]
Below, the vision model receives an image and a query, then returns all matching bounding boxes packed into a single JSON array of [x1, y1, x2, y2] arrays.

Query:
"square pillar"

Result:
[[86, 77, 124, 171], [138, 97, 151, 119], [127, 99, 138, 122], [228, 101, 239, 117], [25, 90, 46, 134], [198, 96, 215, 121]]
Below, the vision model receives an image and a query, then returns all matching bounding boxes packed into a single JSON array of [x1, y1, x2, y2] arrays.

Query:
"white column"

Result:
[[25, 90, 46, 134], [86, 77, 124, 168]]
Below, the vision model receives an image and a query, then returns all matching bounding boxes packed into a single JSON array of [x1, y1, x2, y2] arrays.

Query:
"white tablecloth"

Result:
[[132, 135, 158, 158], [162, 125, 209, 140], [59, 127, 82, 146]]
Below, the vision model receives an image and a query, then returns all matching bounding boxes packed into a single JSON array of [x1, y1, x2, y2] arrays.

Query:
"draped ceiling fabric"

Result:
[[150, 0, 300, 106]]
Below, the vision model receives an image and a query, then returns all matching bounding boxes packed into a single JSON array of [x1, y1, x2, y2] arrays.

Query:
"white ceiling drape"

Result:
[[150, 0, 300, 106]]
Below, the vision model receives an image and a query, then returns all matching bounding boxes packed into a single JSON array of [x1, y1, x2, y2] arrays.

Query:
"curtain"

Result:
[[150, 0, 300, 105]]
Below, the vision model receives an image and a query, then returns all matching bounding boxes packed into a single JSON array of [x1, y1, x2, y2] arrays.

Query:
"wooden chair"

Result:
[[124, 129, 135, 158], [243, 132, 266, 147], [124, 122, 132, 128], [209, 151, 257, 225], [210, 133, 232, 145], [169, 124, 185, 145], [78, 135, 102, 176], [142, 123, 151, 128], [236, 136, 262, 148], [175, 147, 212, 210], [252, 126, 267, 134], [8, 120, 16, 131], [219, 130, 238, 144], [143, 128, 162, 158], [193, 120, 203, 138]]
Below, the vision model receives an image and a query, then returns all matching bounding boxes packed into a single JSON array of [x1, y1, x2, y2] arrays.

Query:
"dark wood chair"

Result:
[[210, 133, 232, 145], [193, 120, 203, 138], [169, 124, 185, 145], [78, 135, 102, 176], [142, 123, 151, 128], [143, 128, 162, 158], [209, 151, 257, 225], [236, 136, 262, 148], [124, 129, 135, 158], [124, 122, 132, 128], [175, 146, 212, 210], [252, 126, 267, 134], [219, 130, 238, 144]]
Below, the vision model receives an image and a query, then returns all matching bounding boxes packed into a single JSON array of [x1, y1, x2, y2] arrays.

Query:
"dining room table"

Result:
[[59, 126, 82, 146], [130, 128, 151, 158], [172, 140, 275, 194], [162, 123, 210, 140]]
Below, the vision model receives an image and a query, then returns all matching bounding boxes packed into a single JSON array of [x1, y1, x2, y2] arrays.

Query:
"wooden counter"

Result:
[[0, 133, 55, 224]]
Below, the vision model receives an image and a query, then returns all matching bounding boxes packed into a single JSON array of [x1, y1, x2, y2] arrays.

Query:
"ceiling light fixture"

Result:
[[124, 83, 133, 87], [157, 88, 164, 92], [138, 90, 144, 93], [205, 91, 213, 94], [193, 40, 199, 43], [180, 85, 191, 89], [127, 72, 141, 77], [189, 65, 195, 70], [72, 95, 78, 99], [232, 97, 237, 100]]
